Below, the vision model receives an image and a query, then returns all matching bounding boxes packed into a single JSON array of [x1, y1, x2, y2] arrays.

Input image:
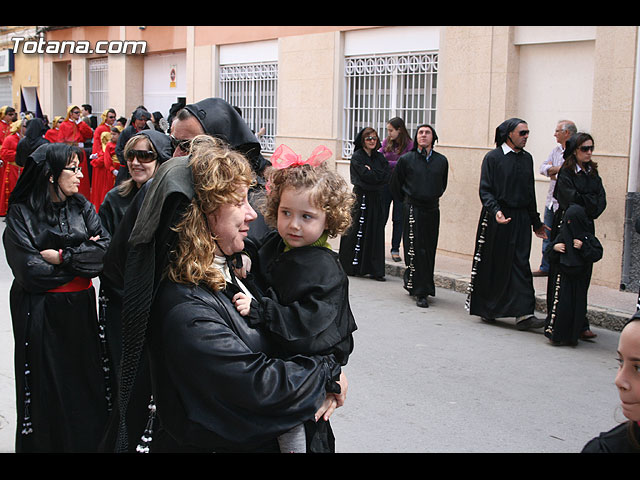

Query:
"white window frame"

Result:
[[219, 61, 278, 153], [342, 51, 438, 159]]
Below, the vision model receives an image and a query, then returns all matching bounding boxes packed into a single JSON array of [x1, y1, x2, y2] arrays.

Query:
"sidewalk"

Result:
[[382, 250, 636, 332]]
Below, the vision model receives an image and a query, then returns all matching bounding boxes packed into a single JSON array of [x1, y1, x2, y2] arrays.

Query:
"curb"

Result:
[[384, 260, 630, 332]]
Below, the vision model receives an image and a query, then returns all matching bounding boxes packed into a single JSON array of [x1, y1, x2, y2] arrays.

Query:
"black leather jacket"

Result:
[[4, 196, 109, 292], [147, 279, 341, 452]]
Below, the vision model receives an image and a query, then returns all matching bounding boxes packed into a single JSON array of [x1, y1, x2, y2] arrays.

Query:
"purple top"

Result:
[[379, 138, 414, 172]]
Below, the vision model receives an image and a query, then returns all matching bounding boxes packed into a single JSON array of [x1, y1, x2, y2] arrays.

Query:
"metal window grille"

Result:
[[342, 52, 438, 158], [67, 63, 72, 106], [88, 58, 109, 114], [219, 62, 278, 153]]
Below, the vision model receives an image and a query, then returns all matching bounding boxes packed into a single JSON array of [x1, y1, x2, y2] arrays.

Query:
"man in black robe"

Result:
[[390, 124, 448, 308], [467, 118, 548, 330]]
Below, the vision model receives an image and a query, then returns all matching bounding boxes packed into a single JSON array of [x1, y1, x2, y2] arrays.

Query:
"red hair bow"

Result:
[[271, 144, 332, 169]]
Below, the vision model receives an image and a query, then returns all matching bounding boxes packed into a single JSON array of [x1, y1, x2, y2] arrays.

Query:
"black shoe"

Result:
[[481, 317, 496, 324], [369, 274, 386, 282], [416, 296, 429, 308], [391, 251, 401, 262], [516, 315, 545, 331]]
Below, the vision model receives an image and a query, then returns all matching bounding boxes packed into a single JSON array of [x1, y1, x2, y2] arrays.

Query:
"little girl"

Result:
[[232, 144, 357, 453], [90, 126, 121, 212]]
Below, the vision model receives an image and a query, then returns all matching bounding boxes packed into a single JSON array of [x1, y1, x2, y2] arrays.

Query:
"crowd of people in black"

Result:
[[1, 96, 638, 453]]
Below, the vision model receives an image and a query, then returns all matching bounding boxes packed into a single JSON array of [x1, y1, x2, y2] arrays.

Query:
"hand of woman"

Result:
[[553, 243, 566, 253], [573, 238, 583, 250], [334, 372, 348, 408], [314, 395, 338, 422], [40, 249, 62, 265]]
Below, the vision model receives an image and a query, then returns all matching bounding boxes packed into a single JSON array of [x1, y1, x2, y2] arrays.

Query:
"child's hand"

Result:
[[232, 292, 252, 316], [233, 253, 252, 279], [553, 243, 566, 253]]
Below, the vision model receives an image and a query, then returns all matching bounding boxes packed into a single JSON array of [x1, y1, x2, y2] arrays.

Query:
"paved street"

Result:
[[0, 220, 626, 453]]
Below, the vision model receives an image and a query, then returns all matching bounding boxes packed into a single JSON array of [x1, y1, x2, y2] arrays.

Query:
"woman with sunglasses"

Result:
[[3, 143, 111, 452], [97, 131, 172, 401], [544, 132, 606, 346], [339, 127, 390, 281]]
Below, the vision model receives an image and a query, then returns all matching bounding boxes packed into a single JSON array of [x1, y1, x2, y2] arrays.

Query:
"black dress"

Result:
[[467, 145, 543, 319], [390, 148, 448, 297], [544, 165, 606, 345], [339, 132, 390, 278], [3, 195, 111, 452]]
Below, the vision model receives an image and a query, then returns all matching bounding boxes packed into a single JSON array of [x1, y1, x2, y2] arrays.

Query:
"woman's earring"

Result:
[[49, 177, 54, 183]]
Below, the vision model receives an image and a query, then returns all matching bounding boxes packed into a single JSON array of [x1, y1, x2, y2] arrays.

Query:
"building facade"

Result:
[[8, 25, 640, 290]]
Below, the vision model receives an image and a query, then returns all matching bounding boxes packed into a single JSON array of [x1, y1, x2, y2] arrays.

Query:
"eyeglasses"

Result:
[[126, 149, 157, 163], [71, 110, 81, 115], [365, 136, 378, 141], [170, 135, 192, 154], [518, 130, 530, 136], [579, 145, 594, 152], [63, 165, 82, 174]]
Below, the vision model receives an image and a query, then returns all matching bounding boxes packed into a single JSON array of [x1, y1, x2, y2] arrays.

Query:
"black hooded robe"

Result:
[[390, 147, 448, 298], [468, 145, 542, 319], [339, 129, 390, 278], [4, 193, 111, 452], [15, 118, 49, 167], [544, 166, 606, 345]]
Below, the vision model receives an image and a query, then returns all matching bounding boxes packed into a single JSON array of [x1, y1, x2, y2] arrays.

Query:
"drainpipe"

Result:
[[621, 26, 640, 291]]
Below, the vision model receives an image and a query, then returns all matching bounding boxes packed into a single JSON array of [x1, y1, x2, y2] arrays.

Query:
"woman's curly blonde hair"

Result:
[[168, 135, 255, 291], [262, 162, 354, 238]]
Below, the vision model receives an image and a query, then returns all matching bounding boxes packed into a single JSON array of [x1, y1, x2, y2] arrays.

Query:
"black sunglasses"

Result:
[[170, 135, 193, 153], [126, 149, 157, 163], [579, 145, 594, 152], [518, 130, 530, 136]]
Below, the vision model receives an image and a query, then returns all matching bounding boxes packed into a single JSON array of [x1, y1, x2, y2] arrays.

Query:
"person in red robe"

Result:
[[0, 119, 25, 216], [58, 105, 93, 199], [89, 109, 117, 209], [0, 106, 17, 143], [0, 106, 18, 194], [45, 116, 63, 143], [91, 127, 121, 211]]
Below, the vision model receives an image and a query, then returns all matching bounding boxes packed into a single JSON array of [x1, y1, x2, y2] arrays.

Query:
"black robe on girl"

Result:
[[390, 147, 448, 298], [247, 230, 357, 366], [339, 129, 390, 279], [544, 165, 606, 345]]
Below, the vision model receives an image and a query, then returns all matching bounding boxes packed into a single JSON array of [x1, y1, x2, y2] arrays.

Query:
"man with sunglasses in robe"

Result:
[[467, 118, 548, 331]]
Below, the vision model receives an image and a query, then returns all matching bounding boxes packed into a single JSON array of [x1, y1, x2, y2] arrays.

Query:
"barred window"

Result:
[[342, 52, 438, 158], [219, 62, 278, 153], [88, 58, 108, 114]]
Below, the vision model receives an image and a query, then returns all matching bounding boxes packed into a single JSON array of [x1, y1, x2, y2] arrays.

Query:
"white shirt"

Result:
[[539, 144, 565, 211]]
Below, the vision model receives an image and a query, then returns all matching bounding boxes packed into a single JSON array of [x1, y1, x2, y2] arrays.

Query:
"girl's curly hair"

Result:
[[261, 162, 354, 238]]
